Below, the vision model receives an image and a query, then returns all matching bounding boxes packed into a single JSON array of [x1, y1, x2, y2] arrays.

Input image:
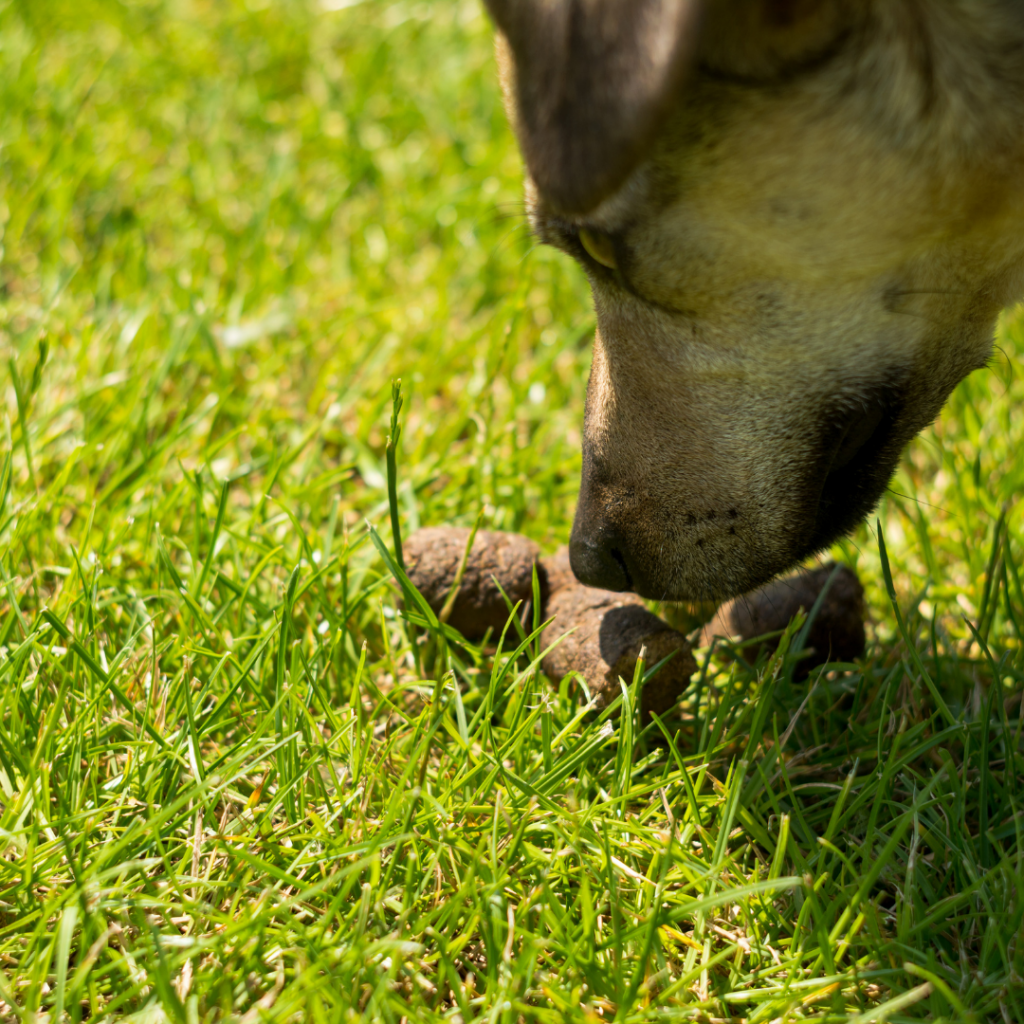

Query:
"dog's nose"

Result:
[[570, 448, 638, 592], [569, 527, 632, 592]]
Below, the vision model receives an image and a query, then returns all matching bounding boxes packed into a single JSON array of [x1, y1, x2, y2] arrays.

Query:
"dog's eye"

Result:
[[578, 227, 618, 270]]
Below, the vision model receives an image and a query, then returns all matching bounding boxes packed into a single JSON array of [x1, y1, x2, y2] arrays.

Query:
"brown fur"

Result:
[[486, 0, 1024, 601]]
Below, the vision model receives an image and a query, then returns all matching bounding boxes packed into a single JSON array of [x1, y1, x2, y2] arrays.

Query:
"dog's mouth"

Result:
[[828, 399, 890, 473], [803, 387, 905, 554]]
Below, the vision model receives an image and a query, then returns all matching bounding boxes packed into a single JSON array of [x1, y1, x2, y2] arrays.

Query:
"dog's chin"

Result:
[[626, 558, 789, 605]]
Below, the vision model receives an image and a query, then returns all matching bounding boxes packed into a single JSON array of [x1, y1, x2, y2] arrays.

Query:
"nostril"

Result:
[[606, 547, 633, 588], [569, 535, 633, 592]]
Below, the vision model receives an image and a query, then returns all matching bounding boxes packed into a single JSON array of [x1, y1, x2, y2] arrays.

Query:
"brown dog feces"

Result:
[[700, 562, 865, 677], [539, 549, 696, 721], [403, 527, 543, 638]]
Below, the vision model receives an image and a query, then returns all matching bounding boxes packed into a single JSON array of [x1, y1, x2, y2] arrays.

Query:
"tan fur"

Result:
[[490, 0, 1024, 600]]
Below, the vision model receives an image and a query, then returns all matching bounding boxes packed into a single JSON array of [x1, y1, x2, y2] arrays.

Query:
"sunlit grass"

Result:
[[1, 1, 1022, 1020]]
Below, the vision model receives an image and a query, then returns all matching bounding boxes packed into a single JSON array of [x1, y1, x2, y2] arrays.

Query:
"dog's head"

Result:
[[486, 0, 1024, 600]]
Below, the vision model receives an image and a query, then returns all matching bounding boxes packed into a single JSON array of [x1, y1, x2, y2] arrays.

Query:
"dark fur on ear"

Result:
[[484, 0, 702, 215]]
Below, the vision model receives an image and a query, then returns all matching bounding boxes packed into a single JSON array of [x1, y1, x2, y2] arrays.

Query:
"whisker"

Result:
[[487, 210, 527, 227], [489, 223, 536, 259], [987, 344, 1016, 392], [885, 487, 958, 516]]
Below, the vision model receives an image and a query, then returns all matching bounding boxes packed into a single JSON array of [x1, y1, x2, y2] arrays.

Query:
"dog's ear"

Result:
[[484, 0, 701, 215]]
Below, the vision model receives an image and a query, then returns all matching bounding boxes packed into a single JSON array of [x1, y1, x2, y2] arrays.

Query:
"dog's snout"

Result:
[[568, 529, 632, 592]]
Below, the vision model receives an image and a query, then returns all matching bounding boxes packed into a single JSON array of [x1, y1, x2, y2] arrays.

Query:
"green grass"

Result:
[[1, 1, 1023, 1020]]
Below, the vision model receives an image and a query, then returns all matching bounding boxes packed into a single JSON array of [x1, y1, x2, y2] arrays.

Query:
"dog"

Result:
[[483, 0, 1024, 602]]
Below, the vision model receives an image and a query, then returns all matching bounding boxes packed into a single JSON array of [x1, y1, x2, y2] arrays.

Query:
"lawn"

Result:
[[1, 0, 1023, 1020]]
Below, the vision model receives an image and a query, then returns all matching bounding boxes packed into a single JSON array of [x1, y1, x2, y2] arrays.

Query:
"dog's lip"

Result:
[[824, 397, 891, 474], [804, 388, 906, 554]]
